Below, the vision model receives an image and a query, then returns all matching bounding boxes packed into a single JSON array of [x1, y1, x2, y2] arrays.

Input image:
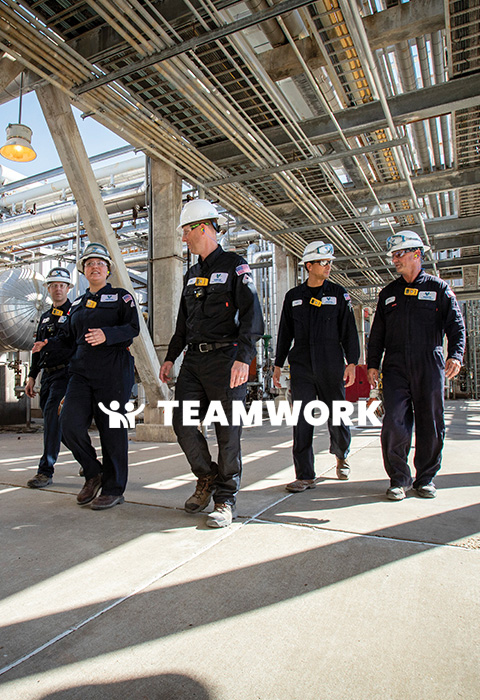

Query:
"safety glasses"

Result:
[[182, 221, 209, 235]]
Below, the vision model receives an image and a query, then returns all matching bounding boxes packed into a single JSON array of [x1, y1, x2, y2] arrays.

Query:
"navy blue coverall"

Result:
[[29, 300, 72, 478], [165, 245, 264, 506], [275, 280, 360, 480], [51, 283, 139, 497], [367, 270, 465, 489]]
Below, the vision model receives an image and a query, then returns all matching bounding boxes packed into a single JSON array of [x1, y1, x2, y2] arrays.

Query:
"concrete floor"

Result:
[[0, 400, 479, 700]]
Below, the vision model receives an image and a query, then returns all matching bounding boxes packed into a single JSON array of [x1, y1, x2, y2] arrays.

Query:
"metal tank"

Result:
[[0, 268, 49, 351]]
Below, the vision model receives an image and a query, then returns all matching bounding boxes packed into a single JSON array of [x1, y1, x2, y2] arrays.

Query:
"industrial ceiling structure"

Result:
[[1, 0, 480, 303]]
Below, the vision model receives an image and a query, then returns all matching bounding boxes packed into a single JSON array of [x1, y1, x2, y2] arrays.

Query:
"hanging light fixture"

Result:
[[0, 72, 37, 163]]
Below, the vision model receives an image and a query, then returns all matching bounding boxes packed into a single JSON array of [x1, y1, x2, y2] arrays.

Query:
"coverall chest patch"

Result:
[[292, 299, 302, 307], [322, 296, 337, 305], [100, 294, 118, 302], [210, 272, 228, 284], [187, 277, 209, 287], [418, 291, 437, 301], [385, 296, 395, 305]]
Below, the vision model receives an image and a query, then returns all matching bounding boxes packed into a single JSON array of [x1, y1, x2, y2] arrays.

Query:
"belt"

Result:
[[43, 364, 67, 374], [188, 341, 235, 353]]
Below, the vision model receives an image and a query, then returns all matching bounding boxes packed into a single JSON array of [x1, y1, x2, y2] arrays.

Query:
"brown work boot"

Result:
[[336, 458, 350, 480], [27, 473, 53, 488], [185, 473, 216, 513], [91, 494, 125, 510], [285, 479, 316, 492], [77, 474, 102, 505]]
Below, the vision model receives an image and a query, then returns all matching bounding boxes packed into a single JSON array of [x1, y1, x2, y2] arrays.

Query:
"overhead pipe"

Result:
[[0, 155, 145, 209], [0, 189, 145, 241], [340, 0, 437, 271]]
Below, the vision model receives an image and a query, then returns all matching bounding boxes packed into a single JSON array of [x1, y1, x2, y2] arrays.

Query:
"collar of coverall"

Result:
[[400, 268, 425, 285], [51, 299, 71, 312], [87, 282, 112, 297], [198, 243, 222, 266]]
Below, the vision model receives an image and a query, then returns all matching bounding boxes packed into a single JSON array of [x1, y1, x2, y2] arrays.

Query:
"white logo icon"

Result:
[[98, 400, 145, 428]]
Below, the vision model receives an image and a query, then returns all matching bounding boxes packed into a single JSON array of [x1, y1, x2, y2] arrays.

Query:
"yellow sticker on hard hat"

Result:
[[310, 297, 322, 307], [404, 288, 419, 296], [195, 277, 209, 287], [51, 308, 63, 316], [86, 299, 97, 308]]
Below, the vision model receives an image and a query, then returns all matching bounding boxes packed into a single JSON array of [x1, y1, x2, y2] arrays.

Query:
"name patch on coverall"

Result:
[[187, 277, 209, 287], [292, 299, 303, 307], [210, 272, 228, 284], [418, 291, 437, 301], [385, 296, 395, 305]]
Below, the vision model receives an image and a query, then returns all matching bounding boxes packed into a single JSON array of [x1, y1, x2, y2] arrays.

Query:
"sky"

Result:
[[0, 90, 129, 180]]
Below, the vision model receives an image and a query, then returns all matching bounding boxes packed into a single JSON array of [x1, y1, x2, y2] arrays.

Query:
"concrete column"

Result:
[[0, 58, 22, 93], [36, 83, 171, 438], [149, 158, 183, 364], [136, 158, 183, 441]]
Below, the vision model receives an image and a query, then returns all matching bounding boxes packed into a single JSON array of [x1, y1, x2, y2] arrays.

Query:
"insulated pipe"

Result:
[[341, 0, 436, 268], [0, 155, 145, 209], [395, 42, 431, 172], [0, 190, 145, 240], [431, 30, 452, 169], [244, 0, 287, 46], [417, 36, 442, 170]]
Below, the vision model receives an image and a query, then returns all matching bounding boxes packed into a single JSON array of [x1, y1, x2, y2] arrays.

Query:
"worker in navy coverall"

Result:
[[33, 243, 139, 510], [25, 267, 73, 489], [273, 241, 360, 492], [160, 199, 264, 528], [367, 230, 465, 501]]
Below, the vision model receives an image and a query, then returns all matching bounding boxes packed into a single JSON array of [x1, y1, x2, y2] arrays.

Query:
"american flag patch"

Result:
[[235, 263, 251, 276], [123, 294, 133, 303]]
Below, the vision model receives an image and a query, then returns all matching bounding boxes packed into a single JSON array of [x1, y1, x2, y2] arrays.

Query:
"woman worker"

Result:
[[33, 242, 139, 510]]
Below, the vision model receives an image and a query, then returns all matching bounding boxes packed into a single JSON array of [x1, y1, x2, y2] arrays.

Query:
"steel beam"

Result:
[[203, 138, 408, 187], [267, 166, 480, 218], [74, 0, 317, 95], [199, 74, 480, 163]]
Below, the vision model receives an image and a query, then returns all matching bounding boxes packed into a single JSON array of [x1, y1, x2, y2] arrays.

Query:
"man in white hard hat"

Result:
[[273, 241, 360, 492], [25, 267, 73, 488], [160, 199, 264, 528], [367, 230, 465, 500]]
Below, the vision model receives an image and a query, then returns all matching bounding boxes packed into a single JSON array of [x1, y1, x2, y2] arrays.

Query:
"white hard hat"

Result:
[[301, 241, 335, 265], [386, 230, 430, 256], [44, 267, 73, 288], [176, 199, 227, 233], [77, 242, 115, 273]]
